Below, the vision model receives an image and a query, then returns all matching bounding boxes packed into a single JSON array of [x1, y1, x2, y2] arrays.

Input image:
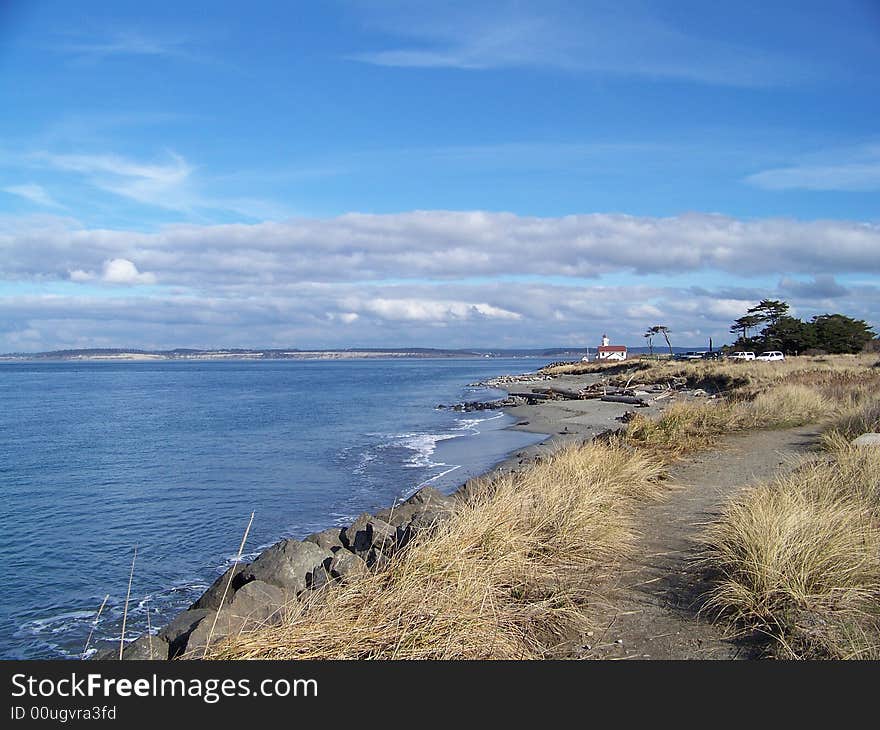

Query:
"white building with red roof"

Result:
[[597, 334, 627, 361]]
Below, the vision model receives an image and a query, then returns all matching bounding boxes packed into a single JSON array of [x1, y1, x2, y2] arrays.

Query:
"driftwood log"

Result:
[[600, 395, 649, 407]]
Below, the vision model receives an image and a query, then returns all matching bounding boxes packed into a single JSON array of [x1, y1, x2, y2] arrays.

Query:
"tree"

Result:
[[747, 299, 790, 328], [652, 325, 673, 355], [729, 314, 764, 344], [811, 314, 876, 354], [643, 329, 655, 356], [761, 315, 818, 354]]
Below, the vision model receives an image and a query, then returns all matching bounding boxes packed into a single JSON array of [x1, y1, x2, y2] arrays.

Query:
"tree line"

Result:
[[729, 299, 876, 355]]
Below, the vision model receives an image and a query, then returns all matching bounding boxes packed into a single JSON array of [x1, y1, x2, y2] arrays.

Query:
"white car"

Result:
[[729, 351, 755, 361], [756, 351, 785, 362]]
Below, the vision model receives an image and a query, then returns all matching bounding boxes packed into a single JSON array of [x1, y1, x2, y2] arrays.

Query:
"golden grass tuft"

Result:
[[206, 441, 666, 660], [823, 396, 880, 444], [702, 444, 880, 659]]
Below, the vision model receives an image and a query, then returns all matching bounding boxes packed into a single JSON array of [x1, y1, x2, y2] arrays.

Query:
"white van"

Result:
[[756, 351, 785, 361], [729, 351, 755, 360]]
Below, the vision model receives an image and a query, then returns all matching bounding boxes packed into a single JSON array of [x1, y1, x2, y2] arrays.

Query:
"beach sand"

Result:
[[455, 370, 674, 492]]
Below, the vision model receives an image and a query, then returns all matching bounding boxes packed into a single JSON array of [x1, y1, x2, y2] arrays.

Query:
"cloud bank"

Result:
[[1, 211, 877, 352]]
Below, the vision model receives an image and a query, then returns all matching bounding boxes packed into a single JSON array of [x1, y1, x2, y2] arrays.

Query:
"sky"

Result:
[[1, 0, 879, 352]]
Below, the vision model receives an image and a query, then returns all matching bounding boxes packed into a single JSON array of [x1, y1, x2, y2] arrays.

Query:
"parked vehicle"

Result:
[[673, 351, 707, 361], [701, 351, 724, 360], [756, 351, 785, 361], [729, 351, 756, 361]]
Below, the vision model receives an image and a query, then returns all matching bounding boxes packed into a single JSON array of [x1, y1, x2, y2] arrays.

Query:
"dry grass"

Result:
[[543, 353, 877, 393], [702, 443, 880, 659], [206, 441, 666, 659], [207, 354, 879, 660], [624, 385, 833, 457], [623, 357, 879, 458]]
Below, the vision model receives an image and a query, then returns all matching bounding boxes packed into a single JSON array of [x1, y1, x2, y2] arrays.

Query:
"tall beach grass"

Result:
[[207, 442, 666, 659]]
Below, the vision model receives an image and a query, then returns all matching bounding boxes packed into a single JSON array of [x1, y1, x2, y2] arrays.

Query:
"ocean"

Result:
[[0, 357, 549, 659]]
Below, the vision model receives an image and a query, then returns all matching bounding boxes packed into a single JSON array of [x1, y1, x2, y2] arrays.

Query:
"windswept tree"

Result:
[[643, 329, 655, 356], [729, 314, 764, 344], [747, 299, 790, 328], [652, 325, 673, 355]]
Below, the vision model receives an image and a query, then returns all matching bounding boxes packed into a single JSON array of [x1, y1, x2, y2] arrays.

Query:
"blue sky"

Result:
[[1, 0, 879, 351]]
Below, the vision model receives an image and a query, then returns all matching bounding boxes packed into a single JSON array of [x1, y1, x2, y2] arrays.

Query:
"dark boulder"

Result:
[[189, 563, 250, 611], [159, 608, 213, 659], [304, 527, 345, 553], [343, 516, 398, 562], [240, 539, 332, 595], [404, 486, 455, 511], [121, 633, 169, 660], [340, 513, 372, 551], [183, 580, 288, 657], [329, 549, 367, 580]]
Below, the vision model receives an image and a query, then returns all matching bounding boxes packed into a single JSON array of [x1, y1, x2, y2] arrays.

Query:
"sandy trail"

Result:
[[576, 425, 821, 660]]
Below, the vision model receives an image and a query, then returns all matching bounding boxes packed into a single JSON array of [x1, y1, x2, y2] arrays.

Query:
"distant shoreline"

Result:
[[0, 348, 588, 363]]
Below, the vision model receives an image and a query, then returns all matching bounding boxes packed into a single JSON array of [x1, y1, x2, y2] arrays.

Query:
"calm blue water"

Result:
[[0, 358, 549, 659]]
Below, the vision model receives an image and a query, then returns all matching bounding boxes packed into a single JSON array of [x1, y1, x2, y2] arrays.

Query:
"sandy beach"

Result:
[[463, 368, 675, 487]]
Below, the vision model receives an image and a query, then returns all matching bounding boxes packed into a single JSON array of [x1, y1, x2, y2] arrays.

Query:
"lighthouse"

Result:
[[597, 334, 627, 361]]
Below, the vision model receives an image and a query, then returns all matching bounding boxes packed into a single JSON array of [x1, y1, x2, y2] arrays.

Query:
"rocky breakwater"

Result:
[[94, 486, 456, 660]]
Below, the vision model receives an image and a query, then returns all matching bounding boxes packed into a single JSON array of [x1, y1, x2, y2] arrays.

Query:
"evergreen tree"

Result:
[[761, 315, 818, 354], [729, 314, 764, 345], [747, 299, 790, 328], [811, 314, 876, 354]]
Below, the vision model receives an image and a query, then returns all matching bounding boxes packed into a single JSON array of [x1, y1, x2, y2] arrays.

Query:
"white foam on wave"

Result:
[[453, 410, 504, 434], [398, 432, 459, 468]]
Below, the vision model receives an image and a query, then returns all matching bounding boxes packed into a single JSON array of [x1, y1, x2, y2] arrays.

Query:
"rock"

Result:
[[404, 486, 454, 511], [343, 515, 397, 557], [407, 508, 447, 533], [122, 633, 169, 660], [329, 550, 367, 581], [397, 509, 448, 548], [375, 487, 455, 528], [90, 645, 118, 660], [189, 563, 250, 611], [852, 433, 880, 447], [340, 513, 373, 550], [308, 560, 334, 590], [367, 518, 397, 552], [159, 608, 212, 659], [241, 539, 332, 594], [374, 503, 420, 527], [304, 527, 345, 553], [182, 581, 288, 657]]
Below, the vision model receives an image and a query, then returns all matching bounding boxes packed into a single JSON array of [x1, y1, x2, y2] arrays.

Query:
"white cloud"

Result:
[[68, 269, 94, 283], [355, 297, 522, 322], [745, 144, 880, 192], [67, 259, 157, 285], [101, 258, 157, 285], [2, 183, 64, 209], [54, 30, 193, 61], [35, 151, 193, 208], [349, 1, 816, 87]]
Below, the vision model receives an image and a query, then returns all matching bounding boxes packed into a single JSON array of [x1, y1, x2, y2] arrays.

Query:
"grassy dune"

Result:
[[206, 354, 880, 660], [208, 442, 665, 659], [624, 356, 880, 457]]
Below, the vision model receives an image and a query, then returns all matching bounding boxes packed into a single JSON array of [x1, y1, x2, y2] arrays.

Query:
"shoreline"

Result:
[[91, 361, 676, 660]]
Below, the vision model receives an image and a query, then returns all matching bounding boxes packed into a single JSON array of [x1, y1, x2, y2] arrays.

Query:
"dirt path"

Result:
[[578, 425, 821, 660]]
